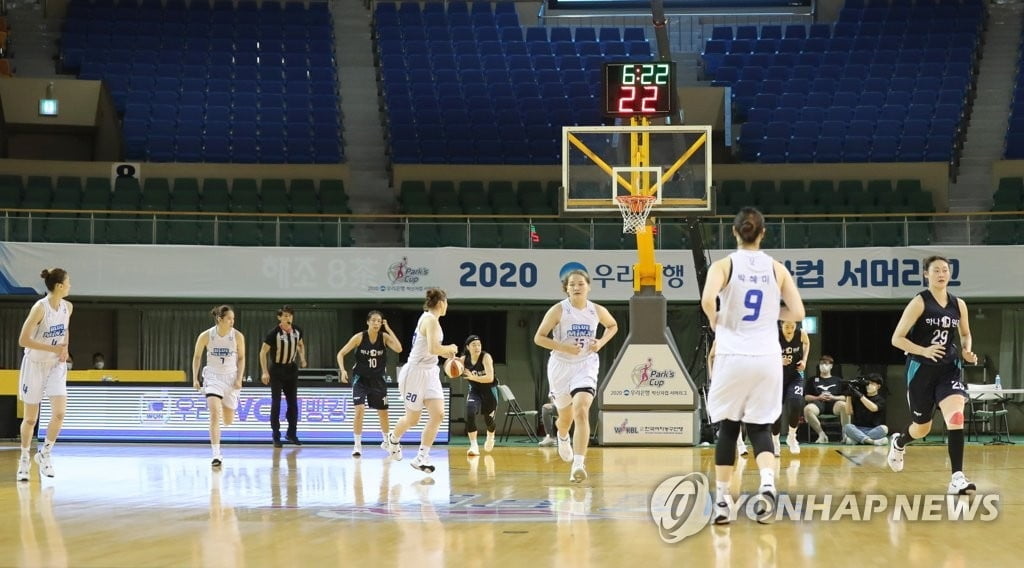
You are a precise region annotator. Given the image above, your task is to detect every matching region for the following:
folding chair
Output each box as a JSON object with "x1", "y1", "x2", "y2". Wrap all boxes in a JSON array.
[
  {"x1": 497, "y1": 384, "x2": 539, "y2": 442},
  {"x1": 967, "y1": 384, "x2": 1012, "y2": 445}
]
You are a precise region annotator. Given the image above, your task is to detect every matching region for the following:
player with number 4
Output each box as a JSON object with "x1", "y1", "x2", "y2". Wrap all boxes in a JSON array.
[
  {"x1": 385, "y1": 289, "x2": 458, "y2": 473},
  {"x1": 701, "y1": 208, "x2": 805, "y2": 525},
  {"x1": 534, "y1": 269, "x2": 619, "y2": 483},
  {"x1": 888, "y1": 255, "x2": 979, "y2": 495}
]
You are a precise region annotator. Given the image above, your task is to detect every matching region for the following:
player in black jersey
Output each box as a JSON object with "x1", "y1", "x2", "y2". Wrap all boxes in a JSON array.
[
  {"x1": 336, "y1": 311, "x2": 403, "y2": 457},
  {"x1": 774, "y1": 320, "x2": 808, "y2": 456},
  {"x1": 888, "y1": 255, "x2": 979, "y2": 495},
  {"x1": 460, "y1": 335, "x2": 498, "y2": 456}
]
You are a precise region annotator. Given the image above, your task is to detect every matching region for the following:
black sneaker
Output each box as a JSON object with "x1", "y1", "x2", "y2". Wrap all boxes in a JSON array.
[
  {"x1": 286, "y1": 434, "x2": 302, "y2": 446},
  {"x1": 273, "y1": 438, "x2": 283, "y2": 448}
]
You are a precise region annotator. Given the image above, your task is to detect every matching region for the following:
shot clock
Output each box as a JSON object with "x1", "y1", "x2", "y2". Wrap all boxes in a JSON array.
[{"x1": 602, "y1": 61, "x2": 676, "y2": 118}]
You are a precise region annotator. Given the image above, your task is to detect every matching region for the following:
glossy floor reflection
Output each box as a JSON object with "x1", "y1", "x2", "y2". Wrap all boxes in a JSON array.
[{"x1": 0, "y1": 441, "x2": 1021, "y2": 567}]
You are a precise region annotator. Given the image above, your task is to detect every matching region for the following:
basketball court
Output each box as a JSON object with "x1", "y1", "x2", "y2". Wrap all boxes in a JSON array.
[{"x1": 1, "y1": 442, "x2": 1021, "y2": 567}]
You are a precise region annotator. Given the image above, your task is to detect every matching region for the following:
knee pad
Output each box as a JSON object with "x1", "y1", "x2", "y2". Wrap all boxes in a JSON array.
[
  {"x1": 484, "y1": 414, "x2": 496, "y2": 432},
  {"x1": 715, "y1": 420, "x2": 742, "y2": 466},
  {"x1": 746, "y1": 423, "x2": 774, "y2": 456}
]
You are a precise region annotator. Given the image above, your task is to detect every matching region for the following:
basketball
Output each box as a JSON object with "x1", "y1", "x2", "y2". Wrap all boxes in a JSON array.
[{"x1": 445, "y1": 357, "x2": 465, "y2": 378}]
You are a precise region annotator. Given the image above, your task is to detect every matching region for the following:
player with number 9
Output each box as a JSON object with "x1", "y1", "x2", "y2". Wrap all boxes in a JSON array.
[
  {"x1": 336, "y1": 310, "x2": 403, "y2": 457},
  {"x1": 700, "y1": 207, "x2": 805, "y2": 525}
]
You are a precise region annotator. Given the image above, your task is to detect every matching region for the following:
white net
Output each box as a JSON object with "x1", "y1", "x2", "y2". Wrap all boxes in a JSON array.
[{"x1": 615, "y1": 196, "x2": 655, "y2": 234}]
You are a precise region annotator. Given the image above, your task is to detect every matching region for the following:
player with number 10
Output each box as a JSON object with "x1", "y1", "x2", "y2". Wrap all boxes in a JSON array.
[{"x1": 700, "y1": 208, "x2": 805, "y2": 525}]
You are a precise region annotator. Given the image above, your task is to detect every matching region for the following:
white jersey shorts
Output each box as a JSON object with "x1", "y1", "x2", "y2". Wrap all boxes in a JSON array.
[
  {"x1": 547, "y1": 355, "x2": 599, "y2": 409},
  {"x1": 202, "y1": 366, "x2": 240, "y2": 410},
  {"x1": 397, "y1": 364, "x2": 443, "y2": 412},
  {"x1": 707, "y1": 353, "x2": 783, "y2": 424},
  {"x1": 19, "y1": 356, "x2": 68, "y2": 404}
]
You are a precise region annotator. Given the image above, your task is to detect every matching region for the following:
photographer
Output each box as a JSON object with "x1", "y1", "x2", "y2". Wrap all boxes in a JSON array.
[
  {"x1": 842, "y1": 373, "x2": 888, "y2": 445},
  {"x1": 803, "y1": 355, "x2": 850, "y2": 444}
]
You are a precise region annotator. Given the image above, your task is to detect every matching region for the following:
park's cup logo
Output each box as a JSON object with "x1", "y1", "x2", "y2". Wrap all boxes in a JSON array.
[{"x1": 649, "y1": 472, "x2": 712, "y2": 543}]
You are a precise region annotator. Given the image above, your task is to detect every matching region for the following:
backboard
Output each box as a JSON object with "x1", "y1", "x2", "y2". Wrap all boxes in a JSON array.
[{"x1": 561, "y1": 124, "x2": 713, "y2": 215}]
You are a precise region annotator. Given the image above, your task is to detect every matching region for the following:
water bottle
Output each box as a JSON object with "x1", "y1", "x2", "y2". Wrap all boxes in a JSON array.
[{"x1": 994, "y1": 374, "x2": 1003, "y2": 390}]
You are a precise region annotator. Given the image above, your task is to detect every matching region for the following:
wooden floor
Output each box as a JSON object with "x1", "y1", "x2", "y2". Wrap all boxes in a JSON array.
[{"x1": 1, "y1": 440, "x2": 1021, "y2": 567}]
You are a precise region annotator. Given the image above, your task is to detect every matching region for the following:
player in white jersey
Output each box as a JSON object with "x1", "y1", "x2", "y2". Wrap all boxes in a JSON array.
[
  {"x1": 534, "y1": 269, "x2": 618, "y2": 483},
  {"x1": 192, "y1": 305, "x2": 246, "y2": 467},
  {"x1": 385, "y1": 288, "x2": 458, "y2": 473},
  {"x1": 16, "y1": 268, "x2": 73, "y2": 481},
  {"x1": 701, "y1": 208, "x2": 805, "y2": 524}
]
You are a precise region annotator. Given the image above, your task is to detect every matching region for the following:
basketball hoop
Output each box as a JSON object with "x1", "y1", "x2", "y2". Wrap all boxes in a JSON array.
[{"x1": 615, "y1": 195, "x2": 656, "y2": 234}]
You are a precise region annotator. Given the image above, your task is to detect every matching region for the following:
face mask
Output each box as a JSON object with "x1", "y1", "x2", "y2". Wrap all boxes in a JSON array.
[
  {"x1": 95, "y1": 362, "x2": 105, "y2": 370},
  {"x1": 819, "y1": 363, "x2": 832, "y2": 373},
  {"x1": 66, "y1": 362, "x2": 73, "y2": 370}
]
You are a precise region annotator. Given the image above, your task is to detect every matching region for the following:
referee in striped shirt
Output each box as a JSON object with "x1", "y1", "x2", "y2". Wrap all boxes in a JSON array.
[{"x1": 260, "y1": 305, "x2": 307, "y2": 447}]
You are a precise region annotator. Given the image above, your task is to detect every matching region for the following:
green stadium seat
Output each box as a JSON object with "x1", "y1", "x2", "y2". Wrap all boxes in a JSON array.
[
  {"x1": 561, "y1": 223, "x2": 591, "y2": 249},
  {"x1": 158, "y1": 219, "x2": 199, "y2": 245},
  {"x1": 290, "y1": 182, "x2": 320, "y2": 214},
  {"x1": 287, "y1": 222, "x2": 323, "y2": 247},
  {"x1": 22, "y1": 176, "x2": 53, "y2": 209},
  {"x1": 428, "y1": 180, "x2": 457, "y2": 208},
  {"x1": 656, "y1": 220, "x2": 688, "y2": 249},
  {"x1": 0, "y1": 175, "x2": 21, "y2": 208},
  {"x1": 44, "y1": 217, "x2": 88, "y2": 243},
  {"x1": 52, "y1": 178, "x2": 82, "y2": 211},
  {"x1": 844, "y1": 224, "x2": 872, "y2": 247},
  {"x1": 458, "y1": 181, "x2": 488, "y2": 209},
  {"x1": 872, "y1": 223, "x2": 904, "y2": 246},
  {"x1": 500, "y1": 223, "x2": 530, "y2": 247},
  {"x1": 201, "y1": 178, "x2": 230, "y2": 212},
  {"x1": 532, "y1": 223, "x2": 561, "y2": 249},
  {"x1": 99, "y1": 216, "x2": 142, "y2": 244},
  {"x1": 470, "y1": 222, "x2": 502, "y2": 247},
  {"x1": 984, "y1": 222, "x2": 1018, "y2": 245},
  {"x1": 783, "y1": 223, "x2": 807, "y2": 248},
  {"x1": 110, "y1": 177, "x2": 141, "y2": 211},
  {"x1": 231, "y1": 179, "x2": 261, "y2": 213},
  {"x1": 408, "y1": 223, "x2": 440, "y2": 247},
  {"x1": 906, "y1": 222, "x2": 932, "y2": 245},
  {"x1": 261, "y1": 179, "x2": 290, "y2": 214},
  {"x1": 593, "y1": 222, "x2": 622, "y2": 249},
  {"x1": 320, "y1": 179, "x2": 349, "y2": 214},
  {"x1": 518, "y1": 181, "x2": 546, "y2": 207},
  {"x1": 807, "y1": 222, "x2": 841, "y2": 248},
  {"x1": 438, "y1": 222, "x2": 469, "y2": 247},
  {"x1": 169, "y1": 179, "x2": 200, "y2": 212},
  {"x1": 488, "y1": 181, "x2": 517, "y2": 209},
  {"x1": 141, "y1": 178, "x2": 171, "y2": 211}
]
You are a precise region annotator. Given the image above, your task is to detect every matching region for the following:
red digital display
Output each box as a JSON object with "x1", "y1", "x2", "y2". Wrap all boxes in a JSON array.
[{"x1": 602, "y1": 62, "x2": 676, "y2": 118}]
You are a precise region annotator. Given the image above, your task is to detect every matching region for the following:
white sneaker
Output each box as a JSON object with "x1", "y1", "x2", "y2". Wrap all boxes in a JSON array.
[
  {"x1": 787, "y1": 435, "x2": 801, "y2": 455},
  {"x1": 772, "y1": 434, "x2": 781, "y2": 457},
  {"x1": 34, "y1": 452, "x2": 54, "y2": 478},
  {"x1": 410, "y1": 454, "x2": 435, "y2": 473},
  {"x1": 815, "y1": 433, "x2": 829, "y2": 444},
  {"x1": 380, "y1": 440, "x2": 390, "y2": 451},
  {"x1": 948, "y1": 471, "x2": 977, "y2": 495},
  {"x1": 736, "y1": 439, "x2": 749, "y2": 458},
  {"x1": 16, "y1": 454, "x2": 30, "y2": 482},
  {"x1": 557, "y1": 435, "x2": 574, "y2": 463},
  {"x1": 211, "y1": 455, "x2": 223, "y2": 467},
  {"x1": 352, "y1": 443, "x2": 362, "y2": 458},
  {"x1": 570, "y1": 464, "x2": 588, "y2": 483},
  {"x1": 872, "y1": 437, "x2": 889, "y2": 446},
  {"x1": 387, "y1": 434, "x2": 403, "y2": 461},
  {"x1": 467, "y1": 444, "x2": 480, "y2": 456},
  {"x1": 484, "y1": 433, "x2": 495, "y2": 452},
  {"x1": 887, "y1": 434, "x2": 905, "y2": 472},
  {"x1": 538, "y1": 435, "x2": 556, "y2": 447},
  {"x1": 755, "y1": 483, "x2": 777, "y2": 524},
  {"x1": 713, "y1": 499, "x2": 731, "y2": 525}
]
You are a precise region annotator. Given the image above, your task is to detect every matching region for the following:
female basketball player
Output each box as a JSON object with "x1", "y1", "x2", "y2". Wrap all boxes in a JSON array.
[
  {"x1": 192, "y1": 305, "x2": 246, "y2": 467},
  {"x1": 534, "y1": 269, "x2": 619, "y2": 483},
  {"x1": 16, "y1": 268, "x2": 73, "y2": 481},
  {"x1": 337, "y1": 310, "x2": 403, "y2": 457},
  {"x1": 775, "y1": 320, "x2": 809, "y2": 455},
  {"x1": 385, "y1": 289, "x2": 458, "y2": 473},
  {"x1": 460, "y1": 334, "x2": 497, "y2": 456},
  {"x1": 701, "y1": 208, "x2": 805, "y2": 524},
  {"x1": 888, "y1": 255, "x2": 978, "y2": 495}
]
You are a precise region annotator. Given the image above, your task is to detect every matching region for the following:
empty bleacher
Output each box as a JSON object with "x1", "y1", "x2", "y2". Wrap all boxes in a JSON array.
[{"x1": 61, "y1": 0, "x2": 343, "y2": 164}]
